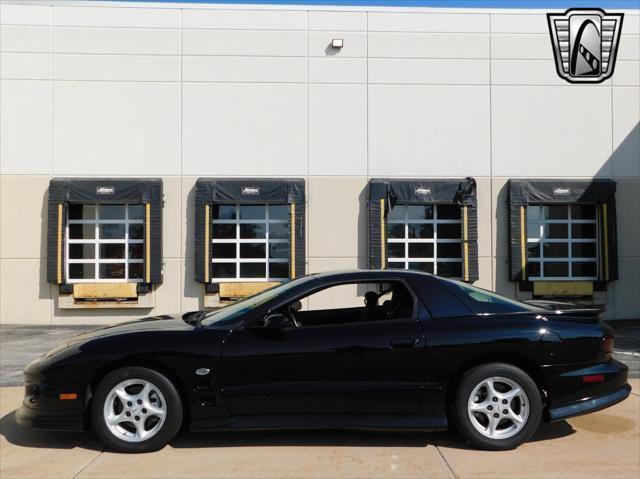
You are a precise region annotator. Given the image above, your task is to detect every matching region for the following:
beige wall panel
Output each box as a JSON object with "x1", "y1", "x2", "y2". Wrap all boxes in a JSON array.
[
  {"x1": 368, "y1": 33, "x2": 489, "y2": 59},
  {"x1": 53, "y1": 81, "x2": 180, "y2": 176},
  {"x1": 161, "y1": 176, "x2": 182, "y2": 260},
  {"x1": 0, "y1": 26, "x2": 50, "y2": 53},
  {"x1": 309, "y1": 31, "x2": 366, "y2": 57},
  {"x1": 181, "y1": 176, "x2": 201, "y2": 312},
  {"x1": 0, "y1": 52, "x2": 50, "y2": 80},
  {"x1": 151, "y1": 258, "x2": 182, "y2": 314},
  {"x1": 308, "y1": 84, "x2": 367, "y2": 176},
  {"x1": 53, "y1": 27, "x2": 180, "y2": 55},
  {"x1": 53, "y1": 6, "x2": 180, "y2": 29},
  {"x1": 615, "y1": 177, "x2": 640, "y2": 259},
  {"x1": 490, "y1": 13, "x2": 547, "y2": 34},
  {"x1": 475, "y1": 256, "x2": 493, "y2": 291},
  {"x1": 369, "y1": 85, "x2": 490, "y2": 177},
  {"x1": 491, "y1": 34, "x2": 552, "y2": 60},
  {"x1": 612, "y1": 87, "x2": 640, "y2": 178},
  {"x1": 491, "y1": 177, "x2": 510, "y2": 259},
  {"x1": 182, "y1": 261, "x2": 202, "y2": 313},
  {"x1": 490, "y1": 59, "x2": 604, "y2": 86},
  {"x1": 0, "y1": 80, "x2": 51, "y2": 175},
  {"x1": 611, "y1": 257, "x2": 640, "y2": 320},
  {"x1": 0, "y1": 176, "x2": 49, "y2": 260},
  {"x1": 308, "y1": 57, "x2": 366, "y2": 83},
  {"x1": 0, "y1": 259, "x2": 51, "y2": 324},
  {"x1": 369, "y1": 58, "x2": 489, "y2": 84},
  {"x1": 52, "y1": 303, "x2": 151, "y2": 325},
  {"x1": 182, "y1": 9, "x2": 306, "y2": 30},
  {"x1": 308, "y1": 257, "x2": 358, "y2": 274},
  {"x1": 0, "y1": 4, "x2": 50, "y2": 26},
  {"x1": 613, "y1": 61, "x2": 640, "y2": 86},
  {"x1": 182, "y1": 83, "x2": 307, "y2": 176},
  {"x1": 53, "y1": 54, "x2": 180, "y2": 82},
  {"x1": 182, "y1": 56, "x2": 306, "y2": 83},
  {"x1": 621, "y1": 14, "x2": 639, "y2": 35},
  {"x1": 368, "y1": 12, "x2": 489, "y2": 33},
  {"x1": 618, "y1": 35, "x2": 640, "y2": 61},
  {"x1": 475, "y1": 177, "x2": 492, "y2": 259},
  {"x1": 494, "y1": 256, "x2": 517, "y2": 298},
  {"x1": 308, "y1": 11, "x2": 366, "y2": 31},
  {"x1": 491, "y1": 86, "x2": 612, "y2": 178},
  {"x1": 308, "y1": 177, "x2": 367, "y2": 258},
  {"x1": 182, "y1": 30, "x2": 306, "y2": 56}
]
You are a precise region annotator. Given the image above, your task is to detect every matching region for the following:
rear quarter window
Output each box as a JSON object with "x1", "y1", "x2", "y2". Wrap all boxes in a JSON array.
[
  {"x1": 409, "y1": 278, "x2": 473, "y2": 318},
  {"x1": 439, "y1": 278, "x2": 542, "y2": 315}
]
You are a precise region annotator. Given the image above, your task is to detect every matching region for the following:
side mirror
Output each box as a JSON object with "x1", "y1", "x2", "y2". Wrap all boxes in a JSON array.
[
  {"x1": 263, "y1": 313, "x2": 290, "y2": 329},
  {"x1": 290, "y1": 300, "x2": 302, "y2": 312}
]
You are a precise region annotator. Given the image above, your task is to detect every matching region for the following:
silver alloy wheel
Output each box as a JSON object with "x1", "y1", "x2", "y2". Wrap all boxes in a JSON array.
[
  {"x1": 103, "y1": 378, "x2": 167, "y2": 443},
  {"x1": 467, "y1": 376, "x2": 530, "y2": 440}
]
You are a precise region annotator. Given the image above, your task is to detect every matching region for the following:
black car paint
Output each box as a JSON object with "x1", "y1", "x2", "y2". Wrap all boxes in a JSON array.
[{"x1": 17, "y1": 270, "x2": 630, "y2": 433}]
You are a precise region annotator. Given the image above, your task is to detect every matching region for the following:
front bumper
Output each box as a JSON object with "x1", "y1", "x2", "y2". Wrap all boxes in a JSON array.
[
  {"x1": 547, "y1": 383, "x2": 632, "y2": 421},
  {"x1": 16, "y1": 404, "x2": 85, "y2": 431}
]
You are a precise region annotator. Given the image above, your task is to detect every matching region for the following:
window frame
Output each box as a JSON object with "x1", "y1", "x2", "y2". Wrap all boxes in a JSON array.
[
  {"x1": 526, "y1": 204, "x2": 599, "y2": 281},
  {"x1": 65, "y1": 203, "x2": 145, "y2": 284},
  {"x1": 386, "y1": 203, "x2": 463, "y2": 278},
  {"x1": 210, "y1": 203, "x2": 290, "y2": 283},
  {"x1": 265, "y1": 277, "x2": 420, "y2": 327}
]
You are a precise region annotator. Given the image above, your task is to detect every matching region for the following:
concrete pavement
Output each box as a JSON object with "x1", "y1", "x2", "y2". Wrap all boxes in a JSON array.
[{"x1": 1, "y1": 381, "x2": 638, "y2": 479}]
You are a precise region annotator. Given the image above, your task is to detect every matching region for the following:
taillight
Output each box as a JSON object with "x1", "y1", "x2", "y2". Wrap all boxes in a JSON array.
[{"x1": 582, "y1": 374, "x2": 605, "y2": 383}]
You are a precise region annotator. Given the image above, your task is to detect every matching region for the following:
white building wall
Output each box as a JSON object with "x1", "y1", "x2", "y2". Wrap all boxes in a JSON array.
[{"x1": 1, "y1": 1, "x2": 638, "y2": 324}]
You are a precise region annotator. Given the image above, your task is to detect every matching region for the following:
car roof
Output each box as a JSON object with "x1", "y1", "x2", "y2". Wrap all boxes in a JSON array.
[{"x1": 310, "y1": 269, "x2": 435, "y2": 283}]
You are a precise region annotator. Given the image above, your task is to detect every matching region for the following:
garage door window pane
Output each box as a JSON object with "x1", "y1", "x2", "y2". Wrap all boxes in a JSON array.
[
  {"x1": 66, "y1": 203, "x2": 145, "y2": 283},
  {"x1": 211, "y1": 203, "x2": 290, "y2": 281},
  {"x1": 100, "y1": 224, "x2": 125, "y2": 240},
  {"x1": 69, "y1": 244, "x2": 94, "y2": 260},
  {"x1": 68, "y1": 204, "x2": 95, "y2": 220},
  {"x1": 100, "y1": 244, "x2": 125, "y2": 259},
  {"x1": 99, "y1": 205, "x2": 126, "y2": 220},
  {"x1": 526, "y1": 204, "x2": 598, "y2": 280},
  {"x1": 69, "y1": 263, "x2": 95, "y2": 279},
  {"x1": 240, "y1": 224, "x2": 266, "y2": 239},
  {"x1": 386, "y1": 204, "x2": 462, "y2": 278},
  {"x1": 212, "y1": 224, "x2": 235, "y2": 239},
  {"x1": 240, "y1": 263, "x2": 266, "y2": 278},
  {"x1": 100, "y1": 263, "x2": 126, "y2": 280}
]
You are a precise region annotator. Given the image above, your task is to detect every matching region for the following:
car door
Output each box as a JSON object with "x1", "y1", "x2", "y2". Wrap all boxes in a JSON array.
[{"x1": 218, "y1": 279, "x2": 427, "y2": 417}]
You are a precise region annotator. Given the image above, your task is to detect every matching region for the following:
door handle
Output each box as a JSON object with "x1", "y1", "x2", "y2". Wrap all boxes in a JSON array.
[{"x1": 390, "y1": 338, "x2": 418, "y2": 349}]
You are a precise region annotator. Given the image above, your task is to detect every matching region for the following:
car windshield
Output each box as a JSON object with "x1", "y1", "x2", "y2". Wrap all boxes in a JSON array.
[
  {"x1": 202, "y1": 276, "x2": 316, "y2": 326},
  {"x1": 438, "y1": 277, "x2": 544, "y2": 315}
]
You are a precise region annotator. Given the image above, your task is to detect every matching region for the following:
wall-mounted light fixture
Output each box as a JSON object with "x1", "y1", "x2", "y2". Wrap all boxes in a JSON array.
[{"x1": 331, "y1": 38, "x2": 344, "y2": 49}]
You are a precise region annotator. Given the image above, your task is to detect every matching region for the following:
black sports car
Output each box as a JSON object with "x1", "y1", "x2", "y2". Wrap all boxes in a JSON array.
[{"x1": 17, "y1": 270, "x2": 630, "y2": 453}]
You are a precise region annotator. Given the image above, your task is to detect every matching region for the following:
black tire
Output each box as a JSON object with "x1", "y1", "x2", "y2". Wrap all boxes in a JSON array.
[
  {"x1": 91, "y1": 367, "x2": 183, "y2": 453},
  {"x1": 453, "y1": 363, "x2": 542, "y2": 451}
]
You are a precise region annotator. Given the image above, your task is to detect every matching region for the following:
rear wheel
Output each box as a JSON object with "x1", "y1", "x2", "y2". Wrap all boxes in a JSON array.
[
  {"x1": 92, "y1": 367, "x2": 182, "y2": 453},
  {"x1": 453, "y1": 363, "x2": 542, "y2": 450}
]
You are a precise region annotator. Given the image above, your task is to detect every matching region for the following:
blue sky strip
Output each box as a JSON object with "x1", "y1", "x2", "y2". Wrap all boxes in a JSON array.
[{"x1": 104, "y1": 1, "x2": 640, "y2": 9}]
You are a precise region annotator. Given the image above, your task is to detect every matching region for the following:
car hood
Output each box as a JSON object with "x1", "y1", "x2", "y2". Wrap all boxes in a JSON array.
[{"x1": 45, "y1": 314, "x2": 196, "y2": 356}]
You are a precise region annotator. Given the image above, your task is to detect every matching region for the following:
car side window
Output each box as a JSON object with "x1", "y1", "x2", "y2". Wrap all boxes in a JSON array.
[{"x1": 283, "y1": 280, "x2": 415, "y2": 328}]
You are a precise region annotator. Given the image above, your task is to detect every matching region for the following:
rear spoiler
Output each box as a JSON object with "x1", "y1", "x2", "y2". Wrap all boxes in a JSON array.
[{"x1": 524, "y1": 299, "x2": 605, "y2": 314}]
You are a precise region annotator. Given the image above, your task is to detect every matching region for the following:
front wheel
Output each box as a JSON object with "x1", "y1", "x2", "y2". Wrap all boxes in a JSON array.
[
  {"x1": 453, "y1": 363, "x2": 542, "y2": 450},
  {"x1": 92, "y1": 367, "x2": 183, "y2": 453}
]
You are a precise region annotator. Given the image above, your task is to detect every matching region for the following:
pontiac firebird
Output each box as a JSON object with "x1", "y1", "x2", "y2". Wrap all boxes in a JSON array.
[{"x1": 17, "y1": 270, "x2": 630, "y2": 453}]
